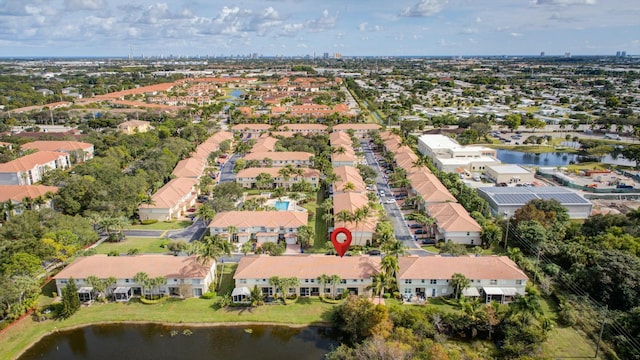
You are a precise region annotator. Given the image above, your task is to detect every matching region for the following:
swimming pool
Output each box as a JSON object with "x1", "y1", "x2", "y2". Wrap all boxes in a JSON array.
[{"x1": 274, "y1": 201, "x2": 290, "y2": 211}]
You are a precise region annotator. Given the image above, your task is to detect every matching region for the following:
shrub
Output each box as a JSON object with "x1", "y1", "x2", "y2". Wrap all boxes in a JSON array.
[
  {"x1": 141, "y1": 219, "x2": 158, "y2": 225},
  {"x1": 107, "y1": 250, "x2": 120, "y2": 256},
  {"x1": 201, "y1": 291, "x2": 216, "y2": 299},
  {"x1": 140, "y1": 296, "x2": 168, "y2": 305}
]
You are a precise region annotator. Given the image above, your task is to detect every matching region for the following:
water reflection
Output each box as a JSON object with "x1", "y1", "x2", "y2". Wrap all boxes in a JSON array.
[{"x1": 19, "y1": 324, "x2": 335, "y2": 360}]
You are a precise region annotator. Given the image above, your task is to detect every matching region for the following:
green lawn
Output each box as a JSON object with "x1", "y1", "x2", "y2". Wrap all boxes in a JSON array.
[
  {"x1": 0, "y1": 296, "x2": 335, "y2": 360},
  {"x1": 94, "y1": 237, "x2": 168, "y2": 255},
  {"x1": 217, "y1": 263, "x2": 237, "y2": 295},
  {"x1": 311, "y1": 190, "x2": 329, "y2": 251},
  {"x1": 126, "y1": 221, "x2": 192, "y2": 230}
]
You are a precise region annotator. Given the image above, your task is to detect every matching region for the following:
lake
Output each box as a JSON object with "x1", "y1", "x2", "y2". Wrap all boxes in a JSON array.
[
  {"x1": 18, "y1": 324, "x2": 336, "y2": 360},
  {"x1": 496, "y1": 149, "x2": 636, "y2": 167}
]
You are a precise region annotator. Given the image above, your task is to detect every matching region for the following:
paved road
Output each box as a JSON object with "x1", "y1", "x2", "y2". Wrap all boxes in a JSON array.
[
  {"x1": 165, "y1": 219, "x2": 208, "y2": 242},
  {"x1": 123, "y1": 229, "x2": 164, "y2": 237},
  {"x1": 361, "y1": 140, "x2": 426, "y2": 255},
  {"x1": 218, "y1": 153, "x2": 240, "y2": 183}
]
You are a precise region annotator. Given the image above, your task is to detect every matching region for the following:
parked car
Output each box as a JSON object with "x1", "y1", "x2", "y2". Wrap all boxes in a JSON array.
[
  {"x1": 187, "y1": 208, "x2": 197, "y2": 212},
  {"x1": 384, "y1": 198, "x2": 395, "y2": 204},
  {"x1": 421, "y1": 239, "x2": 436, "y2": 244},
  {"x1": 408, "y1": 223, "x2": 423, "y2": 229},
  {"x1": 414, "y1": 229, "x2": 426, "y2": 235},
  {"x1": 367, "y1": 249, "x2": 381, "y2": 256},
  {"x1": 497, "y1": 182, "x2": 508, "y2": 187}
]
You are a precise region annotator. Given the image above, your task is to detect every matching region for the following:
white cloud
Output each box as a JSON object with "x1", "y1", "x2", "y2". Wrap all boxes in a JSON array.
[
  {"x1": 306, "y1": 9, "x2": 338, "y2": 32},
  {"x1": 510, "y1": 32, "x2": 523, "y2": 37},
  {"x1": 279, "y1": 23, "x2": 303, "y2": 37},
  {"x1": 401, "y1": 0, "x2": 448, "y2": 17},
  {"x1": 460, "y1": 28, "x2": 477, "y2": 34},
  {"x1": 533, "y1": 0, "x2": 596, "y2": 5},
  {"x1": 359, "y1": 22, "x2": 384, "y2": 32},
  {"x1": 64, "y1": 0, "x2": 104, "y2": 11}
]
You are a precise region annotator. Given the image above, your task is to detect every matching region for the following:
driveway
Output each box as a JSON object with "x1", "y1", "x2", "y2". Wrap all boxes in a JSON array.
[
  {"x1": 361, "y1": 140, "x2": 427, "y2": 255},
  {"x1": 218, "y1": 153, "x2": 240, "y2": 183},
  {"x1": 165, "y1": 219, "x2": 208, "y2": 242}
]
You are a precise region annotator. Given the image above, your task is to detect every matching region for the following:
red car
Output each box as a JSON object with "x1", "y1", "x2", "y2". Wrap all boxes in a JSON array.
[{"x1": 187, "y1": 208, "x2": 196, "y2": 212}]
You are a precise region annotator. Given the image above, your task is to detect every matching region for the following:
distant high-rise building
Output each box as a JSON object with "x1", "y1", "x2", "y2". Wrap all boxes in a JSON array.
[
  {"x1": 323, "y1": 52, "x2": 329, "y2": 59},
  {"x1": 564, "y1": 52, "x2": 571, "y2": 58},
  {"x1": 616, "y1": 51, "x2": 621, "y2": 57},
  {"x1": 540, "y1": 51, "x2": 545, "y2": 57},
  {"x1": 333, "y1": 53, "x2": 342, "y2": 59},
  {"x1": 621, "y1": 51, "x2": 627, "y2": 57}
]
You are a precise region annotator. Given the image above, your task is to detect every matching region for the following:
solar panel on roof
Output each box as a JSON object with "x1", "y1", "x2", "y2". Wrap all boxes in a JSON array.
[
  {"x1": 537, "y1": 193, "x2": 590, "y2": 204},
  {"x1": 493, "y1": 193, "x2": 538, "y2": 204}
]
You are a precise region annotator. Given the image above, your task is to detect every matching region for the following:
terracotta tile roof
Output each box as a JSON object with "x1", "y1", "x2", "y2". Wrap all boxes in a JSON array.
[
  {"x1": 398, "y1": 256, "x2": 528, "y2": 281},
  {"x1": 172, "y1": 157, "x2": 207, "y2": 178},
  {"x1": 142, "y1": 177, "x2": 198, "y2": 209},
  {"x1": 0, "y1": 185, "x2": 59, "y2": 202},
  {"x1": 332, "y1": 150, "x2": 358, "y2": 163},
  {"x1": 427, "y1": 202, "x2": 482, "y2": 232},
  {"x1": 231, "y1": 124, "x2": 271, "y2": 131},
  {"x1": 234, "y1": 255, "x2": 381, "y2": 280},
  {"x1": 236, "y1": 167, "x2": 319, "y2": 179},
  {"x1": 250, "y1": 136, "x2": 278, "y2": 153},
  {"x1": 209, "y1": 211, "x2": 308, "y2": 229},
  {"x1": 333, "y1": 166, "x2": 366, "y2": 192},
  {"x1": 333, "y1": 124, "x2": 381, "y2": 131},
  {"x1": 21, "y1": 140, "x2": 93, "y2": 153},
  {"x1": 333, "y1": 192, "x2": 369, "y2": 214},
  {"x1": 408, "y1": 171, "x2": 456, "y2": 203},
  {"x1": 118, "y1": 120, "x2": 150, "y2": 128},
  {"x1": 329, "y1": 131, "x2": 352, "y2": 146},
  {"x1": 0, "y1": 151, "x2": 68, "y2": 172},
  {"x1": 244, "y1": 151, "x2": 313, "y2": 162},
  {"x1": 54, "y1": 255, "x2": 212, "y2": 280},
  {"x1": 277, "y1": 124, "x2": 327, "y2": 131}
]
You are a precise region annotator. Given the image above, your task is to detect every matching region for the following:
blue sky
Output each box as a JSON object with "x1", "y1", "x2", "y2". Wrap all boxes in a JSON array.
[{"x1": 1, "y1": 0, "x2": 638, "y2": 57}]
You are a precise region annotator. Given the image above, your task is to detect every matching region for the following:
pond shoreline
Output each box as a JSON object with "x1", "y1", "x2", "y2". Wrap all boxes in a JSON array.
[{"x1": 14, "y1": 319, "x2": 332, "y2": 360}]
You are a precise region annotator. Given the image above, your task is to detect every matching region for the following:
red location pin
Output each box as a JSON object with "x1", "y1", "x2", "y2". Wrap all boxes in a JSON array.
[{"x1": 330, "y1": 227, "x2": 352, "y2": 257}]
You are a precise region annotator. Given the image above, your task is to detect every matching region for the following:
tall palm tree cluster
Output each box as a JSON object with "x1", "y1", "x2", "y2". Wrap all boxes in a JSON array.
[
  {"x1": 133, "y1": 272, "x2": 167, "y2": 300},
  {"x1": 193, "y1": 235, "x2": 233, "y2": 292}
]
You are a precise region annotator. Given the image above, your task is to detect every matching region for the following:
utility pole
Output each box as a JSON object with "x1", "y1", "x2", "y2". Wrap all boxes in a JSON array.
[
  {"x1": 595, "y1": 307, "x2": 607, "y2": 358},
  {"x1": 503, "y1": 211, "x2": 510, "y2": 251}
]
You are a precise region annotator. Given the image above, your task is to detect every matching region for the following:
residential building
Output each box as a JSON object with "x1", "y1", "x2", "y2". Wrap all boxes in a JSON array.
[
  {"x1": 397, "y1": 255, "x2": 528, "y2": 303},
  {"x1": 172, "y1": 157, "x2": 207, "y2": 179},
  {"x1": 477, "y1": 186, "x2": 593, "y2": 219},
  {"x1": 0, "y1": 184, "x2": 59, "y2": 213},
  {"x1": 407, "y1": 170, "x2": 457, "y2": 208},
  {"x1": 209, "y1": 211, "x2": 308, "y2": 244},
  {"x1": 332, "y1": 124, "x2": 381, "y2": 138},
  {"x1": 117, "y1": 120, "x2": 151, "y2": 134},
  {"x1": 333, "y1": 192, "x2": 376, "y2": 246},
  {"x1": 233, "y1": 255, "x2": 380, "y2": 299},
  {"x1": 54, "y1": 255, "x2": 215, "y2": 299},
  {"x1": 277, "y1": 124, "x2": 328, "y2": 135},
  {"x1": 331, "y1": 148, "x2": 359, "y2": 167},
  {"x1": 250, "y1": 136, "x2": 278, "y2": 153},
  {"x1": 243, "y1": 152, "x2": 314, "y2": 167},
  {"x1": 138, "y1": 178, "x2": 199, "y2": 221},
  {"x1": 426, "y1": 202, "x2": 482, "y2": 245},
  {"x1": 20, "y1": 140, "x2": 94, "y2": 163},
  {"x1": 0, "y1": 151, "x2": 70, "y2": 185},
  {"x1": 332, "y1": 166, "x2": 366, "y2": 194},
  {"x1": 235, "y1": 167, "x2": 320, "y2": 189},
  {"x1": 231, "y1": 123, "x2": 271, "y2": 137}
]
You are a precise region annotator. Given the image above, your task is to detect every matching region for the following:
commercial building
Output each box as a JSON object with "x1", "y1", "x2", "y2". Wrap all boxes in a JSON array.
[
  {"x1": 477, "y1": 186, "x2": 593, "y2": 219},
  {"x1": 484, "y1": 164, "x2": 535, "y2": 185}
]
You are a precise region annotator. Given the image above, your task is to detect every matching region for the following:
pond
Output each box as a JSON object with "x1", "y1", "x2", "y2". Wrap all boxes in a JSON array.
[
  {"x1": 228, "y1": 89, "x2": 245, "y2": 101},
  {"x1": 18, "y1": 324, "x2": 336, "y2": 360},
  {"x1": 495, "y1": 149, "x2": 636, "y2": 167}
]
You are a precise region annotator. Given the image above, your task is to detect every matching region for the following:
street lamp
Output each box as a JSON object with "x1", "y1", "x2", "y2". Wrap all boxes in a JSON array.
[{"x1": 503, "y1": 210, "x2": 510, "y2": 251}]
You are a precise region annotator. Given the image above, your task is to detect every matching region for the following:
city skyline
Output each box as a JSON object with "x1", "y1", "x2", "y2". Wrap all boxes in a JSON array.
[{"x1": 1, "y1": 0, "x2": 639, "y2": 57}]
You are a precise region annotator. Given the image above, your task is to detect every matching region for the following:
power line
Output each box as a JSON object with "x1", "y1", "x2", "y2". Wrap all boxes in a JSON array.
[{"x1": 506, "y1": 224, "x2": 640, "y2": 356}]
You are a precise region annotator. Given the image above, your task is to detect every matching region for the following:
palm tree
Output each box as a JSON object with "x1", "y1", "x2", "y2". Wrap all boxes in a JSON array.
[
  {"x1": 104, "y1": 276, "x2": 117, "y2": 300},
  {"x1": 382, "y1": 239, "x2": 406, "y2": 259},
  {"x1": 250, "y1": 285, "x2": 264, "y2": 306},
  {"x1": 269, "y1": 276, "x2": 285, "y2": 303},
  {"x1": 451, "y1": 273, "x2": 471, "y2": 300},
  {"x1": 317, "y1": 274, "x2": 330, "y2": 299},
  {"x1": 371, "y1": 272, "x2": 388, "y2": 301},
  {"x1": 86, "y1": 275, "x2": 106, "y2": 301},
  {"x1": 196, "y1": 235, "x2": 232, "y2": 291},
  {"x1": 152, "y1": 276, "x2": 167, "y2": 299},
  {"x1": 133, "y1": 272, "x2": 150, "y2": 298},
  {"x1": 283, "y1": 277, "x2": 300, "y2": 301},
  {"x1": 341, "y1": 181, "x2": 356, "y2": 192},
  {"x1": 335, "y1": 210, "x2": 353, "y2": 225},
  {"x1": 329, "y1": 274, "x2": 342, "y2": 300},
  {"x1": 196, "y1": 203, "x2": 215, "y2": 225},
  {"x1": 380, "y1": 255, "x2": 399, "y2": 289},
  {"x1": 353, "y1": 206, "x2": 370, "y2": 246}
]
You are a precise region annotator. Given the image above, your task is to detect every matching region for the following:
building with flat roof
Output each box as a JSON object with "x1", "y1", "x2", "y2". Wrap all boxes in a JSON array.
[
  {"x1": 417, "y1": 134, "x2": 500, "y2": 173},
  {"x1": 484, "y1": 164, "x2": 535, "y2": 185},
  {"x1": 477, "y1": 186, "x2": 593, "y2": 219}
]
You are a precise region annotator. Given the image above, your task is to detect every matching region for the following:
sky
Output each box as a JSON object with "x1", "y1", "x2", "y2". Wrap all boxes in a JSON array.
[{"x1": 1, "y1": 0, "x2": 639, "y2": 57}]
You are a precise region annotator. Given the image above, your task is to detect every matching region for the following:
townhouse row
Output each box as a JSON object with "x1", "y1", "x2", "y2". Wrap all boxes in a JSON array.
[
  {"x1": 53, "y1": 253, "x2": 527, "y2": 305},
  {"x1": 380, "y1": 131, "x2": 483, "y2": 245}
]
